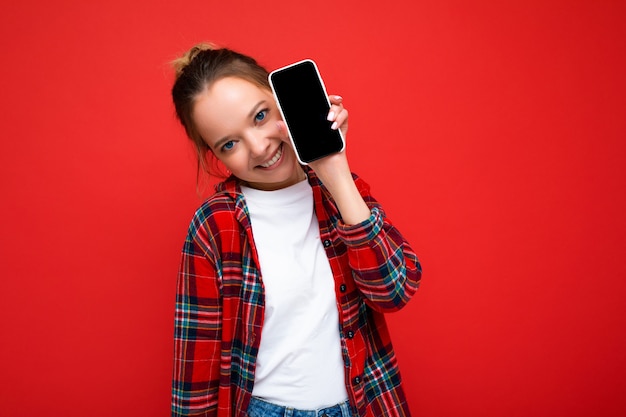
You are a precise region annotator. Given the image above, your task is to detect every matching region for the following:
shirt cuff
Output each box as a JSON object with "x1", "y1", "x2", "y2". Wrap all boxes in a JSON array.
[{"x1": 336, "y1": 207, "x2": 383, "y2": 247}]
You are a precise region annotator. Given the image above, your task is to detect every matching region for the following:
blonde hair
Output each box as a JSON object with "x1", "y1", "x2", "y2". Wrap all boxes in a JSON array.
[
  {"x1": 170, "y1": 43, "x2": 271, "y2": 183},
  {"x1": 170, "y1": 42, "x2": 218, "y2": 78}
]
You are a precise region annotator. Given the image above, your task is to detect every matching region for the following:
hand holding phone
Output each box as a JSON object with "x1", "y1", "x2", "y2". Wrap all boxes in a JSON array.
[{"x1": 269, "y1": 59, "x2": 345, "y2": 165}]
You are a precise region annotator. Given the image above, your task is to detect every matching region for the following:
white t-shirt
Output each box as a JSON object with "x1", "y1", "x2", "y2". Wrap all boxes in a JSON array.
[{"x1": 242, "y1": 179, "x2": 348, "y2": 409}]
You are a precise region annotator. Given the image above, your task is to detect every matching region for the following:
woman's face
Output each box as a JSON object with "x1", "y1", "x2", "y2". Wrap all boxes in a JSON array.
[{"x1": 192, "y1": 76, "x2": 303, "y2": 191}]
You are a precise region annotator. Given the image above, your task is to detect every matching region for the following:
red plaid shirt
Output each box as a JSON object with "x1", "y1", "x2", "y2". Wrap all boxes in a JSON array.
[{"x1": 172, "y1": 169, "x2": 422, "y2": 416}]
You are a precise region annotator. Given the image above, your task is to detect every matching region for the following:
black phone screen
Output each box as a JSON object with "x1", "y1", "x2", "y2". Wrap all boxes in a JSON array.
[{"x1": 269, "y1": 60, "x2": 344, "y2": 164}]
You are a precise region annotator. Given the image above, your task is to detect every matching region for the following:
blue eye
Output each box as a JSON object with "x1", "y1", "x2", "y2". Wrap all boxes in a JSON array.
[
  {"x1": 255, "y1": 109, "x2": 267, "y2": 122},
  {"x1": 222, "y1": 140, "x2": 235, "y2": 151}
]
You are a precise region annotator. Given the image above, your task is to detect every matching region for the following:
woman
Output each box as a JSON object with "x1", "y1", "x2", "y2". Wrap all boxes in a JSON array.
[{"x1": 170, "y1": 43, "x2": 422, "y2": 417}]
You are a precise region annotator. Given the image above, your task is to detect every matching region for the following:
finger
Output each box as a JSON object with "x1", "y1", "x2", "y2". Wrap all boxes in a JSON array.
[
  {"x1": 326, "y1": 95, "x2": 344, "y2": 121},
  {"x1": 276, "y1": 120, "x2": 288, "y2": 136},
  {"x1": 331, "y1": 108, "x2": 349, "y2": 131},
  {"x1": 328, "y1": 94, "x2": 343, "y2": 105},
  {"x1": 327, "y1": 103, "x2": 344, "y2": 122}
]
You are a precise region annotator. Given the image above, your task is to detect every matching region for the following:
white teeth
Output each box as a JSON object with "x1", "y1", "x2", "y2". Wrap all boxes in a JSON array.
[{"x1": 260, "y1": 145, "x2": 282, "y2": 168}]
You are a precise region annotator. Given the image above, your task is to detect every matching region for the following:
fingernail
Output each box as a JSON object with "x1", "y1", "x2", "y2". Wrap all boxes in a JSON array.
[
  {"x1": 331, "y1": 121, "x2": 338, "y2": 130},
  {"x1": 327, "y1": 111, "x2": 335, "y2": 121},
  {"x1": 335, "y1": 95, "x2": 343, "y2": 101}
]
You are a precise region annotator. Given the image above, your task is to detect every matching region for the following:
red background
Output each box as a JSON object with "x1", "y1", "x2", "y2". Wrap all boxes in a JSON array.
[{"x1": 1, "y1": 1, "x2": 625, "y2": 416}]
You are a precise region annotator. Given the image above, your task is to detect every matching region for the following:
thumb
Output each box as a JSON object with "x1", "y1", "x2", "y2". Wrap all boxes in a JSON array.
[{"x1": 276, "y1": 120, "x2": 288, "y2": 136}]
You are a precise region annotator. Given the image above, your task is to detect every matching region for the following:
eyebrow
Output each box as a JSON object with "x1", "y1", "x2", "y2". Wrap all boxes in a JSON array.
[
  {"x1": 248, "y1": 100, "x2": 267, "y2": 119},
  {"x1": 212, "y1": 100, "x2": 268, "y2": 150}
]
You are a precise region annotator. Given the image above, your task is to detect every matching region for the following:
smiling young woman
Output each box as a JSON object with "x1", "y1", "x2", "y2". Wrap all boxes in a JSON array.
[
  {"x1": 191, "y1": 76, "x2": 304, "y2": 191},
  {"x1": 170, "y1": 43, "x2": 422, "y2": 417}
]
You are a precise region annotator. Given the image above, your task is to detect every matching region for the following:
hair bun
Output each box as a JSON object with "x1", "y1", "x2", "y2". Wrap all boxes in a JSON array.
[{"x1": 171, "y1": 42, "x2": 219, "y2": 78}]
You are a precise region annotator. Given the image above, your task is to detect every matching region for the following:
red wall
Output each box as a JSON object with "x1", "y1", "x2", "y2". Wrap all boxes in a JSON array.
[{"x1": 1, "y1": 1, "x2": 625, "y2": 416}]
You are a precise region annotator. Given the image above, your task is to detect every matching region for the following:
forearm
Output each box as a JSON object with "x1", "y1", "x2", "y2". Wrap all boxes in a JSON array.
[
  {"x1": 338, "y1": 202, "x2": 422, "y2": 312},
  {"x1": 350, "y1": 220, "x2": 421, "y2": 311},
  {"x1": 309, "y1": 149, "x2": 372, "y2": 225},
  {"x1": 320, "y1": 169, "x2": 371, "y2": 225}
]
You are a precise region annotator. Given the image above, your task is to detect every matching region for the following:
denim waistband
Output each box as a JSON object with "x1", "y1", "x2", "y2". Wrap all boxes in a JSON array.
[{"x1": 247, "y1": 396, "x2": 354, "y2": 417}]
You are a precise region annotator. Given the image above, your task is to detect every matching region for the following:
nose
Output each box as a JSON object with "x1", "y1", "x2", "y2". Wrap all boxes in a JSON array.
[{"x1": 245, "y1": 130, "x2": 270, "y2": 158}]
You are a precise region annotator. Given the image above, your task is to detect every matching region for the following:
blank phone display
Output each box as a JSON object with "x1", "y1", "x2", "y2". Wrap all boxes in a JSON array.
[{"x1": 270, "y1": 60, "x2": 344, "y2": 164}]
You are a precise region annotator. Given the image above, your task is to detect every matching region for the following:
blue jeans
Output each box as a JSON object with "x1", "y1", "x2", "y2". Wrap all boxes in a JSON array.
[{"x1": 246, "y1": 396, "x2": 355, "y2": 417}]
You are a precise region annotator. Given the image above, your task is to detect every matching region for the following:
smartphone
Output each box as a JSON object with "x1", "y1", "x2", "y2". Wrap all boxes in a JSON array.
[{"x1": 268, "y1": 59, "x2": 345, "y2": 165}]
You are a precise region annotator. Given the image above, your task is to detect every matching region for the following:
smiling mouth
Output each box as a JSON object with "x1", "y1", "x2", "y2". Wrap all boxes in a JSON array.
[{"x1": 259, "y1": 143, "x2": 283, "y2": 168}]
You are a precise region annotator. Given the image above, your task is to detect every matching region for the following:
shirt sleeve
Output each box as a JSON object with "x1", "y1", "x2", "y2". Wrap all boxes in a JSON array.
[
  {"x1": 336, "y1": 183, "x2": 422, "y2": 313},
  {"x1": 172, "y1": 216, "x2": 222, "y2": 416}
]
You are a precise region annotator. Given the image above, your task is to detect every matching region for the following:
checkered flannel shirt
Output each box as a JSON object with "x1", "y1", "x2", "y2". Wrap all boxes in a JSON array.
[{"x1": 172, "y1": 169, "x2": 422, "y2": 416}]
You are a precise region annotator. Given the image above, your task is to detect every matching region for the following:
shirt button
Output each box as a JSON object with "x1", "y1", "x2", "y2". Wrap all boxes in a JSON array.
[
  {"x1": 346, "y1": 330, "x2": 354, "y2": 339},
  {"x1": 323, "y1": 239, "x2": 332, "y2": 248},
  {"x1": 340, "y1": 284, "x2": 347, "y2": 292},
  {"x1": 353, "y1": 376, "x2": 361, "y2": 385}
]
